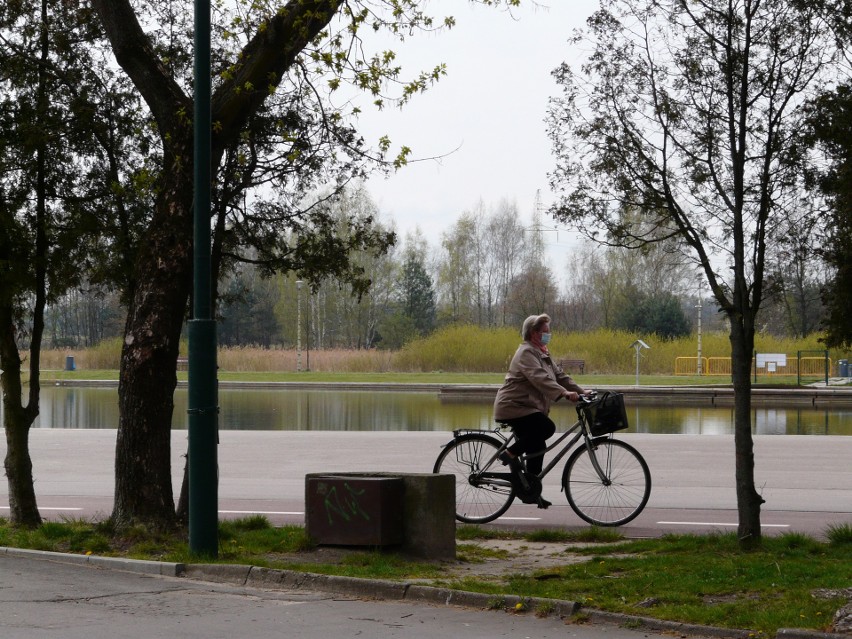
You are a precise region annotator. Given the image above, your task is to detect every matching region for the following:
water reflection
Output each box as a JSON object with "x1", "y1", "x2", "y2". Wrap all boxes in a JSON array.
[{"x1": 4, "y1": 386, "x2": 850, "y2": 435}]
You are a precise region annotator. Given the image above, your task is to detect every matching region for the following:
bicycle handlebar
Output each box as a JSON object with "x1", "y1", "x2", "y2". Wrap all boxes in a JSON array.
[{"x1": 577, "y1": 390, "x2": 598, "y2": 404}]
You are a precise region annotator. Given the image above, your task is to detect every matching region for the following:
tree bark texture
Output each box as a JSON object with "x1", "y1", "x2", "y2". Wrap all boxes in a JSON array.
[
  {"x1": 0, "y1": 307, "x2": 42, "y2": 528},
  {"x1": 112, "y1": 139, "x2": 194, "y2": 529},
  {"x1": 729, "y1": 316, "x2": 764, "y2": 548}
]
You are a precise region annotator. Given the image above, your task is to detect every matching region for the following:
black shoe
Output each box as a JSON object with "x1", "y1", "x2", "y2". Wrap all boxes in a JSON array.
[
  {"x1": 517, "y1": 491, "x2": 539, "y2": 504},
  {"x1": 537, "y1": 497, "x2": 552, "y2": 509}
]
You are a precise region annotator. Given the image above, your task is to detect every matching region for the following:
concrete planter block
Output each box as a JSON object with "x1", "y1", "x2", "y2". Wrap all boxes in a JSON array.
[{"x1": 305, "y1": 472, "x2": 455, "y2": 560}]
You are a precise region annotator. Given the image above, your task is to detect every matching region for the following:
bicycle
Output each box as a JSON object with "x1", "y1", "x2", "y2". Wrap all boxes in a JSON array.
[{"x1": 432, "y1": 391, "x2": 651, "y2": 526}]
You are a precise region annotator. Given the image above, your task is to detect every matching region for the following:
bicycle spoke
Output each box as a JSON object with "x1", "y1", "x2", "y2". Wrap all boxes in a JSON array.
[
  {"x1": 563, "y1": 439, "x2": 651, "y2": 527},
  {"x1": 434, "y1": 434, "x2": 515, "y2": 524}
]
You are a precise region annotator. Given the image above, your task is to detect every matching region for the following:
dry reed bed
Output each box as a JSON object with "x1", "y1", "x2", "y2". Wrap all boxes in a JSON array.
[{"x1": 33, "y1": 327, "x2": 840, "y2": 375}]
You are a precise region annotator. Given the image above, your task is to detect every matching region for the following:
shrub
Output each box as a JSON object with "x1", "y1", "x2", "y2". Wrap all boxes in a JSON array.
[
  {"x1": 826, "y1": 522, "x2": 852, "y2": 546},
  {"x1": 33, "y1": 328, "x2": 844, "y2": 376},
  {"x1": 393, "y1": 324, "x2": 519, "y2": 372}
]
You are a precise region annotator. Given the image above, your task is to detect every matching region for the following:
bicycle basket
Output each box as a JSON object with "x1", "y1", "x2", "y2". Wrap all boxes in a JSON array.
[{"x1": 580, "y1": 391, "x2": 628, "y2": 437}]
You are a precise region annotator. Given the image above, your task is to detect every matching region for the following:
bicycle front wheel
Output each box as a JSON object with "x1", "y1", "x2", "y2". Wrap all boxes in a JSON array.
[
  {"x1": 562, "y1": 438, "x2": 651, "y2": 527},
  {"x1": 433, "y1": 433, "x2": 515, "y2": 524}
]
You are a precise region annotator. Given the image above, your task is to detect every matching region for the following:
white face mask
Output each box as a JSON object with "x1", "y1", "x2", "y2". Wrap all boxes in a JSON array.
[{"x1": 540, "y1": 332, "x2": 552, "y2": 345}]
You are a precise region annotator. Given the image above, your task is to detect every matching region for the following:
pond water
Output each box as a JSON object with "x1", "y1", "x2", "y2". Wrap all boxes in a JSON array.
[{"x1": 5, "y1": 386, "x2": 850, "y2": 435}]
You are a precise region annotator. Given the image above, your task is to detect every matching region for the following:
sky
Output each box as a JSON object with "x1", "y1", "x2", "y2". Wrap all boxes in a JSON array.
[{"x1": 350, "y1": 0, "x2": 601, "y2": 269}]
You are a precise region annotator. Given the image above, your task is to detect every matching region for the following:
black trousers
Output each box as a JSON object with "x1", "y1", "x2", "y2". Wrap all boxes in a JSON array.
[{"x1": 499, "y1": 412, "x2": 556, "y2": 476}]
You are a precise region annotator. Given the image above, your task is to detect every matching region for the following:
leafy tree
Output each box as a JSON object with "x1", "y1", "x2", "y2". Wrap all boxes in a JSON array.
[
  {"x1": 615, "y1": 291, "x2": 691, "y2": 340},
  {"x1": 218, "y1": 264, "x2": 281, "y2": 347},
  {"x1": 437, "y1": 213, "x2": 478, "y2": 324},
  {"x1": 436, "y1": 200, "x2": 527, "y2": 327},
  {"x1": 560, "y1": 247, "x2": 602, "y2": 331},
  {"x1": 0, "y1": 0, "x2": 136, "y2": 527},
  {"x1": 487, "y1": 199, "x2": 526, "y2": 326},
  {"x1": 547, "y1": 0, "x2": 839, "y2": 546},
  {"x1": 304, "y1": 187, "x2": 397, "y2": 349},
  {"x1": 760, "y1": 201, "x2": 826, "y2": 338},
  {"x1": 91, "y1": 0, "x2": 523, "y2": 528},
  {"x1": 504, "y1": 264, "x2": 560, "y2": 325},
  {"x1": 400, "y1": 242, "x2": 436, "y2": 336},
  {"x1": 562, "y1": 237, "x2": 692, "y2": 332},
  {"x1": 803, "y1": 84, "x2": 852, "y2": 348},
  {"x1": 375, "y1": 311, "x2": 418, "y2": 349}
]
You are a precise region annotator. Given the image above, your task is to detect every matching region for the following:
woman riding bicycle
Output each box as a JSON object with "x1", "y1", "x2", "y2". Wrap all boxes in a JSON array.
[{"x1": 493, "y1": 313, "x2": 588, "y2": 509}]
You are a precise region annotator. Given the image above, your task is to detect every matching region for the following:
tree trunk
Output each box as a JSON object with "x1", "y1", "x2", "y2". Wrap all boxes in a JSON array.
[
  {"x1": 111, "y1": 142, "x2": 193, "y2": 530},
  {"x1": 0, "y1": 308, "x2": 42, "y2": 528},
  {"x1": 175, "y1": 453, "x2": 189, "y2": 526},
  {"x1": 729, "y1": 317, "x2": 764, "y2": 548},
  {"x1": 2, "y1": 409, "x2": 41, "y2": 528},
  {"x1": 0, "y1": 0, "x2": 49, "y2": 529}
]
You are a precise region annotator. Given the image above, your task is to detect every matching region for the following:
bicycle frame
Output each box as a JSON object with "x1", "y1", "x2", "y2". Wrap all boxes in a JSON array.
[
  {"x1": 529, "y1": 420, "x2": 585, "y2": 481},
  {"x1": 453, "y1": 411, "x2": 612, "y2": 488}
]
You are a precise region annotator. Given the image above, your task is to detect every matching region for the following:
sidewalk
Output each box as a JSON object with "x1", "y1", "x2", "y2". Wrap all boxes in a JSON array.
[
  {"x1": 3, "y1": 429, "x2": 850, "y2": 537},
  {"x1": 1, "y1": 544, "x2": 845, "y2": 639}
]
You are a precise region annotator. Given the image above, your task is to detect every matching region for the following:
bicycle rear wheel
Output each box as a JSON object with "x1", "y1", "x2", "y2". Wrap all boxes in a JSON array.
[
  {"x1": 562, "y1": 438, "x2": 651, "y2": 527},
  {"x1": 433, "y1": 433, "x2": 515, "y2": 524}
]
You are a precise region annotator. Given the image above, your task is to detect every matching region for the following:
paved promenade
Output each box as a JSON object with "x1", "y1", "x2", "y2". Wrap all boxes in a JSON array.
[{"x1": 1, "y1": 428, "x2": 850, "y2": 537}]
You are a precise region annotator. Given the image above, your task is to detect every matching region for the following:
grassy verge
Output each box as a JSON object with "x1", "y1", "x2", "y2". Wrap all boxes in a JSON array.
[
  {"x1": 37, "y1": 369, "x2": 753, "y2": 387},
  {"x1": 469, "y1": 530, "x2": 851, "y2": 635},
  {"x1": 1, "y1": 517, "x2": 849, "y2": 635}
]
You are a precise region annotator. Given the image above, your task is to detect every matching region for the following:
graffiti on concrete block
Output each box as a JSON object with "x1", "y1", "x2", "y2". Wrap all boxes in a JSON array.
[{"x1": 320, "y1": 481, "x2": 372, "y2": 525}]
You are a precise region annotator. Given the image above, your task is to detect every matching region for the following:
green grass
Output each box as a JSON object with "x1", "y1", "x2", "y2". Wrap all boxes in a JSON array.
[
  {"x1": 40, "y1": 368, "x2": 833, "y2": 393},
  {"x1": 826, "y1": 522, "x2": 852, "y2": 545},
  {"x1": 455, "y1": 542, "x2": 511, "y2": 563},
  {"x1": 0, "y1": 519, "x2": 849, "y2": 635},
  {"x1": 39, "y1": 369, "x2": 748, "y2": 387},
  {"x1": 456, "y1": 525, "x2": 625, "y2": 544},
  {"x1": 457, "y1": 532, "x2": 850, "y2": 635}
]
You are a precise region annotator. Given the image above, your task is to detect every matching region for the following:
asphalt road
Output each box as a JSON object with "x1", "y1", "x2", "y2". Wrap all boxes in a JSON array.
[
  {"x1": 0, "y1": 552, "x2": 682, "y2": 639},
  {"x1": 1, "y1": 429, "x2": 850, "y2": 537}
]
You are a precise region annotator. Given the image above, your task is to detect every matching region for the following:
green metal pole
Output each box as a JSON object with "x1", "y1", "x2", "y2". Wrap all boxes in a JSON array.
[{"x1": 189, "y1": 0, "x2": 218, "y2": 557}]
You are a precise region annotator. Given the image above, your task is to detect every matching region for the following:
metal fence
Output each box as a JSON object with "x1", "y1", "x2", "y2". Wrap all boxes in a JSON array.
[{"x1": 674, "y1": 355, "x2": 833, "y2": 378}]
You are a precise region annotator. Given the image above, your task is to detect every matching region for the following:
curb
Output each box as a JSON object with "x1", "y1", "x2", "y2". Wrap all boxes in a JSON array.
[
  {"x1": 3, "y1": 547, "x2": 846, "y2": 639},
  {"x1": 583, "y1": 609, "x2": 753, "y2": 638},
  {"x1": 0, "y1": 545, "x2": 183, "y2": 576},
  {"x1": 185, "y1": 563, "x2": 582, "y2": 621}
]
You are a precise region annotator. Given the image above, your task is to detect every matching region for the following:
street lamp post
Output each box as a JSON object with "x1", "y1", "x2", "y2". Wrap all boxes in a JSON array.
[
  {"x1": 305, "y1": 288, "x2": 310, "y2": 372},
  {"x1": 296, "y1": 280, "x2": 303, "y2": 372},
  {"x1": 696, "y1": 278, "x2": 703, "y2": 376},
  {"x1": 630, "y1": 339, "x2": 650, "y2": 386},
  {"x1": 188, "y1": 0, "x2": 218, "y2": 557}
]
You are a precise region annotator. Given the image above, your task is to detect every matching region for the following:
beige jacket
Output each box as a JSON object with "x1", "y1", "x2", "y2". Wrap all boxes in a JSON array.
[{"x1": 493, "y1": 342, "x2": 583, "y2": 420}]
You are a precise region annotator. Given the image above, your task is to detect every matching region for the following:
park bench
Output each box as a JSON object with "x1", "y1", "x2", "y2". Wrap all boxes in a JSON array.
[{"x1": 559, "y1": 358, "x2": 586, "y2": 374}]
